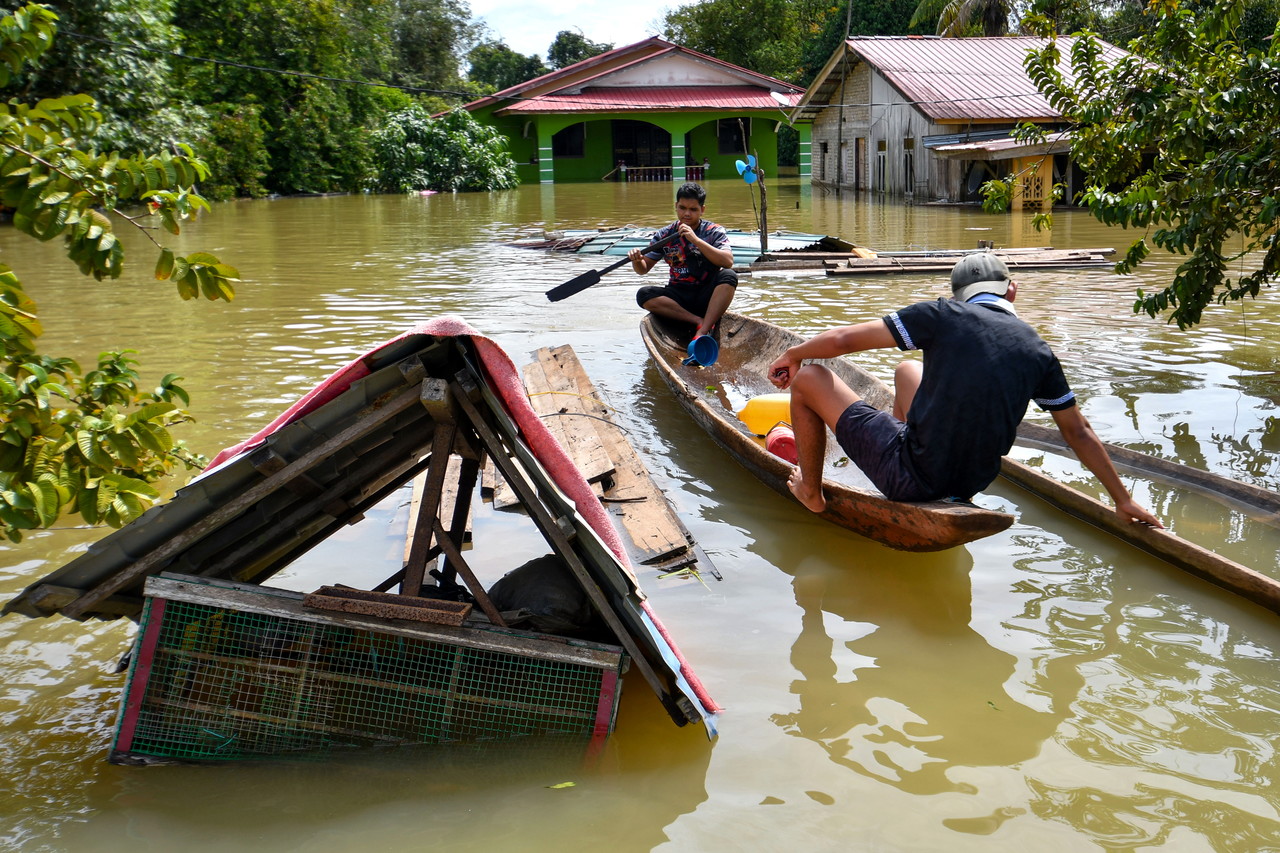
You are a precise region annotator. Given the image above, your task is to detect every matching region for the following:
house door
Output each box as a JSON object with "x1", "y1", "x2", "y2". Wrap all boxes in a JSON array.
[{"x1": 612, "y1": 120, "x2": 671, "y2": 167}]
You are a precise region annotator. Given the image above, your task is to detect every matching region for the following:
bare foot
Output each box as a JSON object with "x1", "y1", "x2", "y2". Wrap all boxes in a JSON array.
[{"x1": 787, "y1": 467, "x2": 826, "y2": 513}]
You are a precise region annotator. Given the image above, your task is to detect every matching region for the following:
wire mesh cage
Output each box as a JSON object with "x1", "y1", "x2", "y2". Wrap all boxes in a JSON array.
[{"x1": 111, "y1": 576, "x2": 625, "y2": 763}]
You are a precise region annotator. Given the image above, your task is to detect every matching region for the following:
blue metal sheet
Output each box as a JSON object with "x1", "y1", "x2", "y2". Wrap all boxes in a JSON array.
[{"x1": 558, "y1": 227, "x2": 854, "y2": 266}]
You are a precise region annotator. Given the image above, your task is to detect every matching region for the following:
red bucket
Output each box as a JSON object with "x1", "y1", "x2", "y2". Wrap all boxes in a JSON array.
[{"x1": 765, "y1": 423, "x2": 797, "y2": 464}]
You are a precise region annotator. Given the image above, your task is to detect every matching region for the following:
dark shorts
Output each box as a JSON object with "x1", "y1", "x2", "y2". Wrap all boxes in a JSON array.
[
  {"x1": 636, "y1": 268, "x2": 738, "y2": 315},
  {"x1": 834, "y1": 401, "x2": 936, "y2": 501}
]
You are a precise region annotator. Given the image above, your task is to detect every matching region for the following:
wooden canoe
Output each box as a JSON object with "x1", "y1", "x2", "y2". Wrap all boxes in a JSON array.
[{"x1": 640, "y1": 312, "x2": 1016, "y2": 551}]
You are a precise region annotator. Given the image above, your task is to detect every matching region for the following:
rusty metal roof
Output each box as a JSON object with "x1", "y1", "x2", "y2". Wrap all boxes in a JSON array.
[
  {"x1": 499, "y1": 86, "x2": 800, "y2": 114},
  {"x1": 933, "y1": 129, "x2": 1074, "y2": 160},
  {"x1": 794, "y1": 36, "x2": 1129, "y2": 124}
]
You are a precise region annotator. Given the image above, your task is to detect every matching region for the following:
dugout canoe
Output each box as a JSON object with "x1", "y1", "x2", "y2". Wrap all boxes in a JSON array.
[{"x1": 639, "y1": 312, "x2": 1016, "y2": 551}]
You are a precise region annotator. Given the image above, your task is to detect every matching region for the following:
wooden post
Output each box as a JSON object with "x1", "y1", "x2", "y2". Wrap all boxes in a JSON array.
[{"x1": 400, "y1": 427, "x2": 454, "y2": 597}]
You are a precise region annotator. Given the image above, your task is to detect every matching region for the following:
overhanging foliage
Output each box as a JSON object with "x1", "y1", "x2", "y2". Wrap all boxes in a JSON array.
[
  {"x1": 990, "y1": 2, "x2": 1280, "y2": 328},
  {"x1": 0, "y1": 4, "x2": 237, "y2": 541}
]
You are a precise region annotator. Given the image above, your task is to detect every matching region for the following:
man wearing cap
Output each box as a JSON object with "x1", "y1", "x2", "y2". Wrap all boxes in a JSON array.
[{"x1": 766, "y1": 253, "x2": 1163, "y2": 528}]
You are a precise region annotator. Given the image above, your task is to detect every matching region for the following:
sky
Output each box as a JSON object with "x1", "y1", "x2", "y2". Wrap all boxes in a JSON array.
[{"x1": 466, "y1": 0, "x2": 671, "y2": 59}]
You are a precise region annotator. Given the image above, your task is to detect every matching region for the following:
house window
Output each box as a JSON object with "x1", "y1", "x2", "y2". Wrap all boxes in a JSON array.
[
  {"x1": 819, "y1": 141, "x2": 829, "y2": 180},
  {"x1": 903, "y1": 137, "x2": 915, "y2": 193},
  {"x1": 552, "y1": 124, "x2": 585, "y2": 158},
  {"x1": 875, "y1": 139, "x2": 887, "y2": 193},
  {"x1": 717, "y1": 118, "x2": 749, "y2": 155}
]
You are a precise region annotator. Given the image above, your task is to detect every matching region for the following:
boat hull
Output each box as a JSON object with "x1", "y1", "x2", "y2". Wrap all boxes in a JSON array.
[{"x1": 640, "y1": 312, "x2": 1015, "y2": 551}]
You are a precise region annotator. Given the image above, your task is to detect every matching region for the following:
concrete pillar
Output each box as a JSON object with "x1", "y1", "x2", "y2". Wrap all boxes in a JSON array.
[
  {"x1": 797, "y1": 124, "x2": 812, "y2": 179},
  {"x1": 671, "y1": 133, "x2": 686, "y2": 182},
  {"x1": 536, "y1": 123, "x2": 555, "y2": 184}
]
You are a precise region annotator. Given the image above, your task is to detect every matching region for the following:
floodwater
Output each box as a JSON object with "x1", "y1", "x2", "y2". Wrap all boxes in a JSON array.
[{"x1": 2, "y1": 180, "x2": 1279, "y2": 851}]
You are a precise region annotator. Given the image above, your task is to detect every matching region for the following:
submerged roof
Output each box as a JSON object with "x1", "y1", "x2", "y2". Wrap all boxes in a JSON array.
[
  {"x1": 793, "y1": 35, "x2": 1129, "y2": 124},
  {"x1": 549, "y1": 227, "x2": 855, "y2": 267},
  {"x1": 465, "y1": 37, "x2": 802, "y2": 117},
  {"x1": 2, "y1": 321, "x2": 720, "y2": 731}
]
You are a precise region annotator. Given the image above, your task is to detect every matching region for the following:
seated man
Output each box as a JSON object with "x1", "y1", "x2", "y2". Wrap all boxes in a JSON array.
[
  {"x1": 628, "y1": 181, "x2": 737, "y2": 338},
  {"x1": 766, "y1": 253, "x2": 1163, "y2": 528}
]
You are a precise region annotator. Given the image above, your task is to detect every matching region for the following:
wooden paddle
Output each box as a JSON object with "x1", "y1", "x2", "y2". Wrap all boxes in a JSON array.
[{"x1": 545, "y1": 231, "x2": 680, "y2": 302}]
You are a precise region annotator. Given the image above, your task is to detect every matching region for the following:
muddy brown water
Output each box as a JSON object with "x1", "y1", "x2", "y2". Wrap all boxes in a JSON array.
[{"x1": 2, "y1": 180, "x2": 1279, "y2": 850}]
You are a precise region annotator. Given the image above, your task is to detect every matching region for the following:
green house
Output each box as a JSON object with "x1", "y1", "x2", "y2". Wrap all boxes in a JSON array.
[{"x1": 462, "y1": 38, "x2": 805, "y2": 185}]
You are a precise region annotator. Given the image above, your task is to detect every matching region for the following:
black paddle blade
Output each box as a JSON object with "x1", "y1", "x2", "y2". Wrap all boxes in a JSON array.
[{"x1": 545, "y1": 268, "x2": 603, "y2": 302}]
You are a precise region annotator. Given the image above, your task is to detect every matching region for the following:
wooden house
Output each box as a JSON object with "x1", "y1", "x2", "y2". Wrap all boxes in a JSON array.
[
  {"x1": 462, "y1": 38, "x2": 804, "y2": 185},
  {"x1": 789, "y1": 36, "x2": 1129, "y2": 208}
]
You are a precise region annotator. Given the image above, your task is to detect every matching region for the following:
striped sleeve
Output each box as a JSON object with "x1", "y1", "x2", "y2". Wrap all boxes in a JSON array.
[{"x1": 884, "y1": 311, "x2": 918, "y2": 351}]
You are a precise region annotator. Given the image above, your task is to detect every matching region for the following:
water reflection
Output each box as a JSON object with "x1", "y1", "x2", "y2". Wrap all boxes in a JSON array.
[
  {"x1": 768, "y1": 544, "x2": 1068, "y2": 796},
  {"x1": 1024, "y1": 591, "x2": 1280, "y2": 848},
  {"x1": 3, "y1": 185, "x2": 1280, "y2": 849}
]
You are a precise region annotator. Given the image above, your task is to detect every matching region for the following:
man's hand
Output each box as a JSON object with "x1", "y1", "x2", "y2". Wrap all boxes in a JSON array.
[
  {"x1": 629, "y1": 247, "x2": 654, "y2": 274},
  {"x1": 768, "y1": 351, "x2": 801, "y2": 389},
  {"x1": 1115, "y1": 497, "x2": 1164, "y2": 528}
]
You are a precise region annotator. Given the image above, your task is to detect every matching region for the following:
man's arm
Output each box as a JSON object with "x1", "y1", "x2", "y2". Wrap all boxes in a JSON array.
[
  {"x1": 768, "y1": 319, "x2": 896, "y2": 389},
  {"x1": 1050, "y1": 406, "x2": 1164, "y2": 527},
  {"x1": 682, "y1": 222, "x2": 735, "y2": 269}
]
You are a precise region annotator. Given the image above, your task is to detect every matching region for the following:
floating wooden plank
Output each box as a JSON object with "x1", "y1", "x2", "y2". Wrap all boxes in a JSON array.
[
  {"x1": 303, "y1": 585, "x2": 472, "y2": 626},
  {"x1": 529, "y1": 345, "x2": 700, "y2": 573},
  {"x1": 823, "y1": 248, "x2": 1114, "y2": 277},
  {"x1": 1000, "y1": 457, "x2": 1280, "y2": 615},
  {"x1": 481, "y1": 455, "x2": 521, "y2": 509},
  {"x1": 524, "y1": 356, "x2": 617, "y2": 485}
]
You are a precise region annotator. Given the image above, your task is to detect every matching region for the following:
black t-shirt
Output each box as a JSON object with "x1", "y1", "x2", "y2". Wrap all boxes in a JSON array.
[{"x1": 883, "y1": 298, "x2": 1076, "y2": 498}]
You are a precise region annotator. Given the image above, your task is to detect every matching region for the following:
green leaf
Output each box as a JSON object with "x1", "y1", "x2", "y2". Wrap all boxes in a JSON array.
[
  {"x1": 75, "y1": 430, "x2": 114, "y2": 470},
  {"x1": 131, "y1": 401, "x2": 177, "y2": 423},
  {"x1": 105, "y1": 433, "x2": 140, "y2": 468},
  {"x1": 77, "y1": 483, "x2": 99, "y2": 525},
  {"x1": 155, "y1": 248, "x2": 175, "y2": 280}
]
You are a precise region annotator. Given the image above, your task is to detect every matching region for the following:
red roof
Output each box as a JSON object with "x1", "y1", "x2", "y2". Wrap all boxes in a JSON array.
[
  {"x1": 499, "y1": 86, "x2": 800, "y2": 114},
  {"x1": 464, "y1": 37, "x2": 802, "y2": 117}
]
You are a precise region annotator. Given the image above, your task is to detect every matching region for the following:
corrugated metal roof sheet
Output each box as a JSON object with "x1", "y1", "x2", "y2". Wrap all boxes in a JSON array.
[
  {"x1": 552, "y1": 227, "x2": 853, "y2": 266},
  {"x1": 498, "y1": 86, "x2": 800, "y2": 114},
  {"x1": 934, "y1": 129, "x2": 1074, "y2": 160},
  {"x1": 796, "y1": 36, "x2": 1128, "y2": 124}
]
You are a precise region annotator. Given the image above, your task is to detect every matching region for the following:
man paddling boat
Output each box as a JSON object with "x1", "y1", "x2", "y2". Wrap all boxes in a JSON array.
[
  {"x1": 767, "y1": 253, "x2": 1163, "y2": 528},
  {"x1": 628, "y1": 182, "x2": 738, "y2": 339}
]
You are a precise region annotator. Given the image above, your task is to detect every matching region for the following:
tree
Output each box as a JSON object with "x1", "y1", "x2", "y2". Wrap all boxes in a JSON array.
[
  {"x1": 661, "y1": 0, "x2": 841, "y2": 81},
  {"x1": 368, "y1": 105, "x2": 518, "y2": 192},
  {"x1": 546, "y1": 30, "x2": 612, "y2": 70},
  {"x1": 797, "y1": 0, "x2": 931, "y2": 86},
  {"x1": 173, "y1": 0, "x2": 391, "y2": 194},
  {"x1": 387, "y1": 0, "x2": 481, "y2": 92},
  {"x1": 466, "y1": 40, "x2": 549, "y2": 90},
  {"x1": 986, "y1": 0, "x2": 1280, "y2": 328},
  {"x1": 909, "y1": 0, "x2": 1015, "y2": 36},
  {"x1": 198, "y1": 101, "x2": 270, "y2": 201},
  {"x1": 0, "y1": 5, "x2": 238, "y2": 541},
  {"x1": 7, "y1": 0, "x2": 207, "y2": 153}
]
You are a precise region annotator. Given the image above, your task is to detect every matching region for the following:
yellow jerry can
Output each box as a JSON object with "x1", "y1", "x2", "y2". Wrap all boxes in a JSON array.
[{"x1": 737, "y1": 393, "x2": 792, "y2": 436}]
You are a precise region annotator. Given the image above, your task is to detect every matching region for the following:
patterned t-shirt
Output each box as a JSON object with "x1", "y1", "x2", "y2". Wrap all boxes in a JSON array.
[
  {"x1": 644, "y1": 219, "x2": 731, "y2": 286},
  {"x1": 882, "y1": 298, "x2": 1075, "y2": 499}
]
